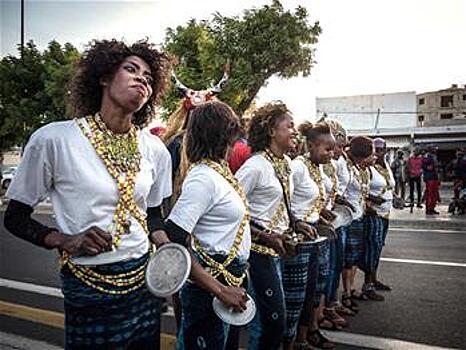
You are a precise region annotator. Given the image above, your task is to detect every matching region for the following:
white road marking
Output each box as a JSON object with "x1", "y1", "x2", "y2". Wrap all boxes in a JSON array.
[
  {"x1": 389, "y1": 227, "x2": 465, "y2": 234},
  {"x1": 0, "y1": 278, "x2": 63, "y2": 298},
  {"x1": 0, "y1": 278, "x2": 460, "y2": 349},
  {"x1": 380, "y1": 257, "x2": 466, "y2": 267},
  {"x1": 0, "y1": 331, "x2": 62, "y2": 350},
  {"x1": 323, "y1": 330, "x2": 457, "y2": 350}
]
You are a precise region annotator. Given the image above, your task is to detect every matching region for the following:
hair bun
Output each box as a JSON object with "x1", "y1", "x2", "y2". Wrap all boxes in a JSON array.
[{"x1": 298, "y1": 121, "x2": 314, "y2": 136}]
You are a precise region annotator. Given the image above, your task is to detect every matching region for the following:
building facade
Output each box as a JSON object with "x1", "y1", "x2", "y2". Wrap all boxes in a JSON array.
[
  {"x1": 417, "y1": 84, "x2": 466, "y2": 127},
  {"x1": 316, "y1": 85, "x2": 466, "y2": 178}
]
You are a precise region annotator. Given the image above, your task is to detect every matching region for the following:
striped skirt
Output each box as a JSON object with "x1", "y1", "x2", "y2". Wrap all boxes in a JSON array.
[
  {"x1": 61, "y1": 253, "x2": 162, "y2": 350},
  {"x1": 282, "y1": 243, "x2": 318, "y2": 342},
  {"x1": 344, "y1": 218, "x2": 365, "y2": 268},
  {"x1": 360, "y1": 215, "x2": 388, "y2": 273},
  {"x1": 325, "y1": 227, "x2": 346, "y2": 305}
]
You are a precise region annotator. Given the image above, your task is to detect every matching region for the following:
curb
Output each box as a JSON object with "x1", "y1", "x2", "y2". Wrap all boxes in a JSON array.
[{"x1": 390, "y1": 219, "x2": 466, "y2": 232}]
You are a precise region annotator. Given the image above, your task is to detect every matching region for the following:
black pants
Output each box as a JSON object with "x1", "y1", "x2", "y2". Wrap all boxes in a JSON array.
[{"x1": 409, "y1": 176, "x2": 422, "y2": 205}]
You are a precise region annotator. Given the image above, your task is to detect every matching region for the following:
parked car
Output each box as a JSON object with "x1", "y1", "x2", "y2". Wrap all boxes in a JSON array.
[{"x1": 1, "y1": 166, "x2": 17, "y2": 190}]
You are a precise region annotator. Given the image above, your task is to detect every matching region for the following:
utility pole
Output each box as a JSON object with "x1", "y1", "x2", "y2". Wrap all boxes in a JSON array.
[{"x1": 20, "y1": 0, "x2": 25, "y2": 56}]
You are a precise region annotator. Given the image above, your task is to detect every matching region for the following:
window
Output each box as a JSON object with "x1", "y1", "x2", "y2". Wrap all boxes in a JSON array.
[
  {"x1": 441, "y1": 95, "x2": 453, "y2": 108},
  {"x1": 418, "y1": 115, "x2": 424, "y2": 126},
  {"x1": 440, "y1": 113, "x2": 453, "y2": 119},
  {"x1": 463, "y1": 94, "x2": 466, "y2": 101},
  {"x1": 419, "y1": 98, "x2": 425, "y2": 105}
]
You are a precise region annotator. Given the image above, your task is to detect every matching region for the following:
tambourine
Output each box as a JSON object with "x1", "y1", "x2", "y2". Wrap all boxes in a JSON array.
[
  {"x1": 331, "y1": 204, "x2": 354, "y2": 228},
  {"x1": 145, "y1": 243, "x2": 191, "y2": 297},
  {"x1": 212, "y1": 294, "x2": 256, "y2": 326}
]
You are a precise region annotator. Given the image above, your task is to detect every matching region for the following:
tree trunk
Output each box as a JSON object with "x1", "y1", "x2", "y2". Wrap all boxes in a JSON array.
[{"x1": 236, "y1": 81, "x2": 265, "y2": 116}]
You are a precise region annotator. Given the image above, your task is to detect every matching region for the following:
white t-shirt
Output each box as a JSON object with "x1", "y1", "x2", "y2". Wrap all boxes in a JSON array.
[
  {"x1": 236, "y1": 154, "x2": 293, "y2": 234},
  {"x1": 368, "y1": 163, "x2": 395, "y2": 217},
  {"x1": 7, "y1": 119, "x2": 172, "y2": 265},
  {"x1": 336, "y1": 155, "x2": 351, "y2": 197},
  {"x1": 321, "y1": 160, "x2": 339, "y2": 210},
  {"x1": 345, "y1": 164, "x2": 369, "y2": 221},
  {"x1": 290, "y1": 158, "x2": 320, "y2": 224},
  {"x1": 168, "y1": 164, "x2": 251, "y2": 260}
]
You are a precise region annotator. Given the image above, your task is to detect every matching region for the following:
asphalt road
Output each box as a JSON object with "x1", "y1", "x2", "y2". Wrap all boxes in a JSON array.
[{"x1": 1, "y1": 212, "x2": 465, "y2": 349}]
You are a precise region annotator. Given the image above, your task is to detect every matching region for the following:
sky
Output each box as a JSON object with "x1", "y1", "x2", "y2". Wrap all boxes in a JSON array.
[{"x1": 1, "y1": 0, "x2": 465, "y2": 122}]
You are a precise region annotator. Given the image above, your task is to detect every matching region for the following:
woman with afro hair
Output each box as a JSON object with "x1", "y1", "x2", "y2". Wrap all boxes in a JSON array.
[{"x1": 4, "y1": 39, "x2": 174, "y2": 349}]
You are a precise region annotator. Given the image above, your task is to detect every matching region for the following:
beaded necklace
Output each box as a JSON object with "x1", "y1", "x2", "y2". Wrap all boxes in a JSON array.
[
  {"x1": 347, "y1": 157, "x2": 370, "y2": 207},
  {"x1": 263, "y1": 149, "x2": 291, "y2": 227},
  {"x1": 189, "y1": 159, "x2": 249, "y2": 287},
  {"x1": 374, "y1": 163, "x2": 393, "y2": 197},
  {"x1": 250, "y1": 150, "x2": 290, "y2": 256},
  {"x1": 58, "y1": 114, "x2": 149, "y2": 295},
  {"x1": 77, "y1": 113, "x2": 148, "y2": 247},
  {"x1": 299, "y1": 156, "x2": 325, "y2": 222},
  {"x1": 323, "y1": 162, "x2": 338, "y2": 208}
]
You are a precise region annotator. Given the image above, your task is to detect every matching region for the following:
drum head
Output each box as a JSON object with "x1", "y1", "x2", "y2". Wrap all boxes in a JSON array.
[
  {"x1": 212, "y1": 295, "x2": 256, "y2": 326},
  {"x1": 331, "y1": 204, "x2": 353, "y2": 229},
  {"x1": 145, "y1": 243, "x2": 191, "y2": 297}
]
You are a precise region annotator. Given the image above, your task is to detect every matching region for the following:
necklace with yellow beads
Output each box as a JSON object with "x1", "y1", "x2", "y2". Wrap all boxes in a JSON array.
[
  {"x1": 57, "y1": 113, "x2": 150, "y2": 295},
  {"x1": 189, "y1": 159, "x2": 250, "y2": 287},
  {"x1": 299, "y1": 156, "x2": 326, "y2": 222}
]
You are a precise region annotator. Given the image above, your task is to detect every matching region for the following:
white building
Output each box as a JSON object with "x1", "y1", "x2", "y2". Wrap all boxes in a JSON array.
[
  {"x1": 315, "y1": 88, "x2": 466, "y2": 178},
  {"x1": 316, "y1": 91, "x2": 417, "y2": 132}
]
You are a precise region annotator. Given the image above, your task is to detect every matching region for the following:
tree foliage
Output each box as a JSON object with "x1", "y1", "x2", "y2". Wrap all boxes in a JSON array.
[
  {"x1": 162, "y1": 0, "x2": 321, "y2": 118},
  {"x1": 0, "y1": 40, "x2": 79, "y2": 152}
]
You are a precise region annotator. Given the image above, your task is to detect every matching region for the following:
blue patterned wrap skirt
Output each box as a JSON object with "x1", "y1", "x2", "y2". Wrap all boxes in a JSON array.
[{"x1": 61, "y1": 253, "x2": 162, "y2": 350}]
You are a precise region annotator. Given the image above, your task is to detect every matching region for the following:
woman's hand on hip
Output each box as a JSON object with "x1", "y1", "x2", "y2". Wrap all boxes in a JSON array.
[{"x1": 46, "y1": 226, "x2": 113, "y2": 256}]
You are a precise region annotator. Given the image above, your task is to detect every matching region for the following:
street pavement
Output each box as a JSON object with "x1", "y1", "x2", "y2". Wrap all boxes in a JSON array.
[{"x1": 0, "y1": 210, "x2": 465, "y2": 349}]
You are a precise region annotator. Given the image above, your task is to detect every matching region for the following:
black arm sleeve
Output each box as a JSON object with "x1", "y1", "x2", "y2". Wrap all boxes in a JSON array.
[
  {"x1": 167, "y1": 135, "x2": 182, "y2": 178},
  {"x1": 164, "y1": 219, "x2": 190, "y2": 246},
  {"x1": 146, "y1": 205, "x2": 165, "y2": 233},
  {"x1": 3, "y1": 199, "x2": 56, "y2": 249}
]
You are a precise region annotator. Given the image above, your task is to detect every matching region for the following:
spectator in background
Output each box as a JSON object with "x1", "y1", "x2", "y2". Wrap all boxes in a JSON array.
[
  {"x1": 391, "y1": 150, "x2": 408, "y2": 201},
  {"x1": 447, "y1": 149, "x2": 466, "y2": 200},
  {"x1": 423, "y1": 146, "x2": 440, "y2": 215},
  {"x1": 407, "y1": 147, "x2": 423, "y2": 208}
]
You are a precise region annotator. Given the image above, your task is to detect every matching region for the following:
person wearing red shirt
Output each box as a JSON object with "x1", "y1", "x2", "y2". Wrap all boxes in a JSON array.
[{"x1": 408, "y1": 148, "x2": 424, "y2": 208}]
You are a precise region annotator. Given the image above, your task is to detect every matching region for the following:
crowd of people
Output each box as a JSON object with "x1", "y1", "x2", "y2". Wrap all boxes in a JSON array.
[
  {"x1": 3, "y1": 39, "x2": 400, "y2": 350},
  {"x1": 391, "y1": 146, "x2": 466, "y2": 215}
]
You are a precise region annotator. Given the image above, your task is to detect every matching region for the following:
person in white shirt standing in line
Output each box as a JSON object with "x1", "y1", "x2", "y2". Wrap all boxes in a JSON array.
[
  {"x1": 359, "y1": 137, "x2": 395, "y2": 299},
  {"x1": 322, "y1": 120, "x2": 357, "y2": 321},
  {"x1": 290, "y1": 122, "x2": 339, "y2": 350},
  {"x1": 4, "y1": 39, "x2": 174, "y2": 350},
  {"x1": 236, "y1": 102, "x2": 313, "y2": 350},
  {"x1": 341, "y1": 136, "x2": 375, "y2": 312},
  {"x1": 165, "y1": 101, "x2": 250, "y2": 349}
]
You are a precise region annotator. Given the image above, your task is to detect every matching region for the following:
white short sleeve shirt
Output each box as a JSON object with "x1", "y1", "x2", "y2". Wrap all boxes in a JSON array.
[
  {"x1": 290, "y1": 158, "x2": 320, "y2": 224},
  {"x1": 345, "y1": 164, "x2": 368, "y2": 221},
  {"x1": 7, "y1": 119, "x2": 172, "y2": 265},
  {"x1": 369, "y1": 163, "x2": 395, "y2": 217},
  {"x1": 336, "y1": 155, "x2": 351, "y2": 197},
  {"x1": 235, "y1": 154, "x2": 292, "y2": 234},
  {"x1": 168, "y1": 164, "x2": 251, "y2": 260}
]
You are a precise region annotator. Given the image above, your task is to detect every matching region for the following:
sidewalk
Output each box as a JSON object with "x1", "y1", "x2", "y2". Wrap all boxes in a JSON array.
[
  {"x1": 390, "y1": 204, "x2": 466, "y2": 231},
  {"x1": 2, "y1": 199, "x2": 465, "y2": 232}
]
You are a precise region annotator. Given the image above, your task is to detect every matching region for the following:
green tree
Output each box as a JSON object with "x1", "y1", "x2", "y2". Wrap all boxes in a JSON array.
[
  {"x1": 162, "y1": 0, "x2": 321, "y2": 117},
  {"x1": 0, "y1": 40, "x2": 79, "y2": 153}
]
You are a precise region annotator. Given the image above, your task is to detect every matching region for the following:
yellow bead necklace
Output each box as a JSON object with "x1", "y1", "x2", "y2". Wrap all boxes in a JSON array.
[{"x1": 189, "y1": 159, "x2": 250, "y2": 287}]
